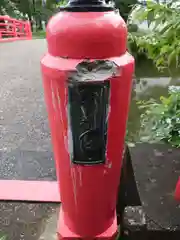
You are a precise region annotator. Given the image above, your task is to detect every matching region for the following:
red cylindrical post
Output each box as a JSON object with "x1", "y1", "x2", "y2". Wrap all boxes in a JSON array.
[{"x1": 41, "y1": 1, "x2": 134, "y2": 239}]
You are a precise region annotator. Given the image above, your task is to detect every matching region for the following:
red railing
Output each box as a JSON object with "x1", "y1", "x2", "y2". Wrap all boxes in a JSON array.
[{"x1": 0, "y1": 15, "x2": 32, "y2": 42}]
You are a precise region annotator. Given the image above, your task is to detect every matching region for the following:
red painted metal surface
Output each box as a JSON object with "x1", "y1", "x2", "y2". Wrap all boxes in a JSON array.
[
  {"x1": 58, "y1": 208, "x2": 117, "y2": 239},
  {"x1": 175, "y1": 178, "x2": 180, "y2": 201},
  {"x1": 0, "y1": 15, "x2": 32, "y2": 42},
  {"x1": 0, "y1": 180, "x2": 60, "y2": 202},
  {"x1": 41, "y1": 10, "x2": 134, "y2": 240},
  {"x1": 46, "y1": 12, "x2": 127, "y2": 59}
]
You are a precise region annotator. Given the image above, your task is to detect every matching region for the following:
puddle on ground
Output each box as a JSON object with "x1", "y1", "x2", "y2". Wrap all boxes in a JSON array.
[{"x1": 0, "y1": 202, "x2": 59, "y2": 240}]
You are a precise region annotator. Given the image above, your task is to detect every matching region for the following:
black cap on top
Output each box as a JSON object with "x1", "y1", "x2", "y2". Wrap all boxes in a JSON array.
[{"x1": 60, "y1": 0, "x2": 114, "y2": 12}]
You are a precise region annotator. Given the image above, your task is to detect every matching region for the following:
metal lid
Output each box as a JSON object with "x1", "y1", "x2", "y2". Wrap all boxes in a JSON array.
[{"x1": 60, "y1": 0, "x2": 114, "y2": 12}]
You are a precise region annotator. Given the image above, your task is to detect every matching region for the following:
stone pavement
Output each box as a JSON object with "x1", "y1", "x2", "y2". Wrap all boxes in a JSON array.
[{"x1": 0, "y1": 40, "x2": 59, "y2": 240}]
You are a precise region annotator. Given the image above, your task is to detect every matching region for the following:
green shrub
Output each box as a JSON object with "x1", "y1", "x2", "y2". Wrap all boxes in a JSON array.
[
  {"x1": 138, "y1": 86, "x2": 180, "y2": 147},
  {"x1": 0, "y1": 235, "x2": 7, "y2": 240},
  {"x1": 128, "y1": 0, "x2": 180, "y2": 70}
]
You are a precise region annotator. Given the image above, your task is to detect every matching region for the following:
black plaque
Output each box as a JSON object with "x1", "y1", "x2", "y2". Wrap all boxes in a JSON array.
[{"x1": 68, "y1": 81, "x2": 110, "y2": 165}]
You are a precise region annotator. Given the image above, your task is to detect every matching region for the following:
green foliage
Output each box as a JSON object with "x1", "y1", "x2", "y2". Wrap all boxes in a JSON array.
[
  {"x1": 128, "y1": 23, "x2": 138, "y2": 32},
  {"x1": 33, "y1": 30, "x2": 46, "y2": 38},
  {"x1": 0, "y1": 236, "x2": 6, "y2": 240},
  {"x1": 11, "y1": 0, "x2": 31, "y2": 19},
  {"x1": 128, "y1": 31, "x2": 143, "y2": 58},
  {"x1": 15, "y1": 0, "x2": 57, "y2": 20},
  {"x1": 115, "y1": 0, "x2": 137, "y2": 21},
  {"x1": 1, "y1": 0, "x2": 58, "y2": 29},
  {"x1": 129, "y1": 0, "x2": 180, "y2": 70},
  {"x1": 0, "y1": 0, "x2": 21, "y2": 18},
  {"x1": 56, "y1": 0, "x2": 67, "y2": 7},
  {"x1": 0, "y1": 233, "x2": 7, "y2": 240},
  {"x1": 138, "y1": 86, "x2": 180, "y2": 147}
]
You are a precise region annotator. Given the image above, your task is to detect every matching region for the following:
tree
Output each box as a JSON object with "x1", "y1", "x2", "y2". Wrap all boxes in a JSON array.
[
  {"x1": 11, "y1": 0, "x2": 57, "y2": 30},
  {"x1": 56, "y1": 0, "x2": 67, "y2": 8},
  {"x1": 129, "y1": 0, "x2": 180, "y2": 69},
  {"x1": 115, "y1": 0, "x2": 138, "y2": 21},
  {"x1": 0, "y1": 0, "x2": 21, "y2": 17}
]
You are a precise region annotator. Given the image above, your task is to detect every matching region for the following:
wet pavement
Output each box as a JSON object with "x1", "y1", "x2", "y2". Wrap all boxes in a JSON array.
[
  {"x1": 0, "y1": 40, "x2": 51, "y2": 154},
  {"x1": 0, "y1": 40, "x2": 59, "y2": 240},
  {"x1": 0, "y1": 203, "x2": 59, "y2": 240},
  {"x1": 130, "y1": 143, "x2": 180, "y2": 231}
]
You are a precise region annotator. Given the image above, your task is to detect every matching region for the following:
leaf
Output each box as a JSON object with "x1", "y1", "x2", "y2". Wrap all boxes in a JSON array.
[
  {"x1": 138, "y1": 88, "x2": 180, "y2": 147},
  {"x1": 147, "y1": 9, "x2": 154, "y2": 27},
  {"x1": 160, "y1": 23, "x2": 173, "y2": 35},
  {"x1": 160, "y1": 96, "x2": 170, "y2": 105},
  {"x1": 153, "y1": 16, "x2": 163, "y2": 30},
  {"x1": 168, "y1": 50, "x2": 177, "y2": 67},
  {"x1": 0, "y1": 235, "x2": 7, "y2": 240},
  {"x1": 156, "y1": 57, "x2": 165, "y2": 67},
  {"x1": 160, "y1": 45, "x2": 171, "y2": 54}
]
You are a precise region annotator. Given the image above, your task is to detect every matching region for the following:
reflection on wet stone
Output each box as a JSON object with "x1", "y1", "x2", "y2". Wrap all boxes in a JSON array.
[{"x1": 0, "y1": 202, "x2": 59, "y2": 240}]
